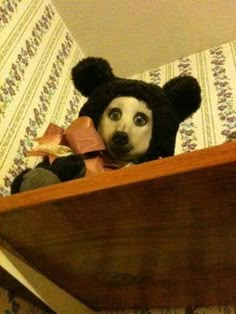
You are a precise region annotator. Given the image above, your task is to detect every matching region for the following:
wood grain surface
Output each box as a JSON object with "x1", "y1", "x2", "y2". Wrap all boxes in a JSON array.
[{"x1": 0, "y1": 142, "x2": 236, "y2": 311}]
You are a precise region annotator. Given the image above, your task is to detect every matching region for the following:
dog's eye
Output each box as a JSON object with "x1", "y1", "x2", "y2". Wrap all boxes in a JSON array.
[
  {"x1": 134, "y1": 113, "x2": 148, "y2": 126},
  {"x1": 109, "y1": 108, "x2": 122, "y2": 121}
]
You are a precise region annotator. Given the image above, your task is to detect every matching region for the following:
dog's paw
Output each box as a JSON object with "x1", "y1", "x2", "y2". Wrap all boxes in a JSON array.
[{"x1": 50, "y1": 154, "x2": 86, "y2": 182}]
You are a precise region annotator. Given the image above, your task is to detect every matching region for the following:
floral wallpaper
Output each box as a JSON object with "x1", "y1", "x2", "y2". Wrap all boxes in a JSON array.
[
  {"x1": 133, "y1": 39, "x2": 236, "y2": 155},
  {"x1": 0, "y1": 0, "x2": 236, "y2": 313},
  {"x1": 0, "y1": 286, "x2": 51, "y2": 314},
  {"x1": 104, "y1": 306, "x2": 236, "y2": 314},
  {"x1": 0, "y1": 0, "x2": 85, "y2": 197}
]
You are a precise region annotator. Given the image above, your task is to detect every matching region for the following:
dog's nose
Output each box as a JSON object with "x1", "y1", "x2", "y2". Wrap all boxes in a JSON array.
[{"x1": 112, "y1": 131, "x2": 129, "y2": 146}]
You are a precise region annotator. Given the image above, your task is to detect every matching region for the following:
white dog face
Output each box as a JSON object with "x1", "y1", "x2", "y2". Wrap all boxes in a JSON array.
[{"x1": 98, "y1": 96, "x2": 153, "y2": 162}]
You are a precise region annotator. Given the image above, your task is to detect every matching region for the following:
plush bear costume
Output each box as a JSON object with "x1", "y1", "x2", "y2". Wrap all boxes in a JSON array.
[{"x1": 11, "y1": 57, "x2": 201, "y2": 193}]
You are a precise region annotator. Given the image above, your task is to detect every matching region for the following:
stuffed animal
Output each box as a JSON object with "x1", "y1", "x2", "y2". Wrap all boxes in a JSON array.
[{"x1": 11, "y1": 57, "x2": 201, "y2": 194}]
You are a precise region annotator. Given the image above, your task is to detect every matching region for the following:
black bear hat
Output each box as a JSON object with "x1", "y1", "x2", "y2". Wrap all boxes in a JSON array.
[{"x1": 72, "y1": 57, "x2": 201, "y2": 162}]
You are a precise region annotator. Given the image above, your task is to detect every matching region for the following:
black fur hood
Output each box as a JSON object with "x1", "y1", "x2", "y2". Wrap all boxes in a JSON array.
[{"x1": 71, "y1": 57, "x2": 201, "y2": 161}]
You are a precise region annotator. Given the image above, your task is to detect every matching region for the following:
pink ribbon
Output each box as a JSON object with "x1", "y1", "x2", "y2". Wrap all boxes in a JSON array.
[{"x1": 27, "y1": 116, "x2": 111, "y2": 176}]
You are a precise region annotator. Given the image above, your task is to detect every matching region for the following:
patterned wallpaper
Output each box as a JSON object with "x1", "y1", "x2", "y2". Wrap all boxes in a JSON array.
[
  {"x1": 110, "y1": 306, "x2": 236, "y2": 314},
  {"x1": 0, "y1": 0, "x2": 85, "y2": 197},
  {"x1": 132, "y1": 40, "x2": 236, "y2": 155},
  {"x1": 0, "y1": 0, "x2": 236, "y2": 313},
  {"x1": 0, "y1": 285, "x2": 49, "y2": 314}
]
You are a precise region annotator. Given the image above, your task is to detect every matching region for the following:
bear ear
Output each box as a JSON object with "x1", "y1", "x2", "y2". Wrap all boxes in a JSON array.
[
  {"x1": 71, "y1": 57, "x2": 115, "y2": 97},
  {"x1": 163, "y1": 76, "x2": 201, "y2": 122}
]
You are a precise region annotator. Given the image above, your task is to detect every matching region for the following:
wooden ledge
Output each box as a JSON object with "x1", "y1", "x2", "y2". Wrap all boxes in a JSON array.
[
  {"x1": 1, "y1": 142, "x2": 236, "y2": 213},
  {"x1": 0, "y1": 142, "x2": 236, "y2": 310}
]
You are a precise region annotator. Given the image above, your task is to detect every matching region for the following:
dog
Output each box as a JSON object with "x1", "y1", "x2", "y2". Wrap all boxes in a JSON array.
[{"x1": 98, "y1": 96, "x2": 153, "y2": 164}]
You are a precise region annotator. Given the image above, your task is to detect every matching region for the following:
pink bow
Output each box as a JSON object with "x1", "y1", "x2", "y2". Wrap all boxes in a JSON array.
[{"x1": 27, "y1": 116, "x2": 111, "y2": 176}]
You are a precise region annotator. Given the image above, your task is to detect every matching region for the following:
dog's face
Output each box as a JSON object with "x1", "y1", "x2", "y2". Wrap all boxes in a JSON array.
[{"x1": 98, "y1": 96, "x2": 153, "y2": 162}]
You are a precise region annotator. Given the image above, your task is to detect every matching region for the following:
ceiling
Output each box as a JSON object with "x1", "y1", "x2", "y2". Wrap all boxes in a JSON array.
[{"x1": 52, "y1": 0, "x2": 236, "y2": 77}]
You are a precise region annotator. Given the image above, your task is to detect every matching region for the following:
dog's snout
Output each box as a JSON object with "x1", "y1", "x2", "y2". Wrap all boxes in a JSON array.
[{"x1": 112, "y1": 131, "x2": 129, "y2": 146}]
